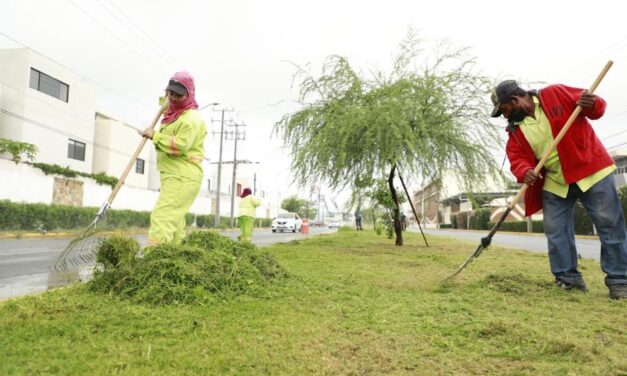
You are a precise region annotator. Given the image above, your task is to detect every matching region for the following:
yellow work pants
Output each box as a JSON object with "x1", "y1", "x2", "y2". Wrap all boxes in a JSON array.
[{"x1": 148, "y1": 172, "x2": 201, "y2": 246}]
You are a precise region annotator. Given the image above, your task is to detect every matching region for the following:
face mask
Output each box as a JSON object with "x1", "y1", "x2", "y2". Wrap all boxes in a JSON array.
[{"x1": 507, "y1": 108, "x2": 527, "y2": 123}]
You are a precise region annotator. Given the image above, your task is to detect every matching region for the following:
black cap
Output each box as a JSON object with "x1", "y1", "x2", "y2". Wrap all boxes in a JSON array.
[
  {"x1": 490, "y1": 80, "x2": 521, "y2": 117},
  {"x1": 166, "y1": 80, "x2": 188, "y2": 96}
]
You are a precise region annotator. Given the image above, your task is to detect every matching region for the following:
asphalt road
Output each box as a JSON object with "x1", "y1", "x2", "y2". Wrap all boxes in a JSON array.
[
  {"x1": 0, "y1": 226, "x2": 335, "y2": 300},
  {"x1": 413, "y1": 227, "x2": 602, "y2": 260}
]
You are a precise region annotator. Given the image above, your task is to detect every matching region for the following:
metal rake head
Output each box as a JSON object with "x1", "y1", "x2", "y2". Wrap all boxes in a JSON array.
[
  {"x1": 50, "y1": 203, "x2": 109, "y2": 273},
  {"x1": 445, "y1": 235, "x2": 493, "y2": 281}
]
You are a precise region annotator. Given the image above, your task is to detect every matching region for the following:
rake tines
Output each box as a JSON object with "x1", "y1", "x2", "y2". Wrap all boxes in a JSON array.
[{"x1": 50, "y1": 203, "x2": 109, "y2": 273}]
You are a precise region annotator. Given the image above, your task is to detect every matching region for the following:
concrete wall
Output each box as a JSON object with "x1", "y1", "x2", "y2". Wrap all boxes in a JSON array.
[
  {"x1": 0, "y1": 158, "x2": 53, "y2": 203},
  {"x1": 0, "y1": 158, "x2": 213, "y2": 214}
]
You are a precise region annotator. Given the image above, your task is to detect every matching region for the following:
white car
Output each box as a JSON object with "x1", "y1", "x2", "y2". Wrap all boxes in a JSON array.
[
  {"x1": 272, "y1": 213, "x2": 303, "y2": 233},
  {"x1": 328, "y1": 221, "x2": 341, "y2": 229}
]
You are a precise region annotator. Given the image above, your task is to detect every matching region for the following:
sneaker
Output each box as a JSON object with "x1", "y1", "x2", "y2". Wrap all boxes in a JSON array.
[
  {"x1": 556, "y1": 278, "x2": 588, "y2": 292},
  {"x1": 609, "y1": 285, "x2": 627, "y2": 300}
]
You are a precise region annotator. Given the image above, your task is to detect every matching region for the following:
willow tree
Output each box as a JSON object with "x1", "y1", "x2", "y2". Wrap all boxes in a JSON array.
[{"x1": 274, "y1": 34, "x2": 502, "y2": 246}]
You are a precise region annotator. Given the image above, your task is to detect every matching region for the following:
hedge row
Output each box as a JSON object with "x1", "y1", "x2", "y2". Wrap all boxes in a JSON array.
[{"x1": 0, "y1": 200, "x2": 270, "y2": 231}]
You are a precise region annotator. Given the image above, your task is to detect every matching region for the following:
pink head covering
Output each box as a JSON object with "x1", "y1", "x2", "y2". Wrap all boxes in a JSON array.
[{"x1": 161, "y1": 71, "x2": 199, "y2": 124}]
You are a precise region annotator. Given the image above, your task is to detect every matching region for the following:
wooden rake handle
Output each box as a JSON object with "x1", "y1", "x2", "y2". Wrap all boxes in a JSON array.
[
  {"x1": 106, "y1": 100, "x2": 169, "y2": 205},
  {"x1": 507, "y1": 60, "x2": 613, "y2": 210}
]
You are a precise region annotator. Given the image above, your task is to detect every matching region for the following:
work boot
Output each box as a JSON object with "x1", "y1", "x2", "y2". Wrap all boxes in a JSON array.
[
  {"x1": 555, "y1": 277, "x2": 588, "y2": 292},
  {"x1": 609, "y1": 285, "x2": 627, "y2": 300}
]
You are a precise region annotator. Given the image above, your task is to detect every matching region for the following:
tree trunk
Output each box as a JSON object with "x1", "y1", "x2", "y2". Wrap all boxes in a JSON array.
[{"x1": 388, "y1": 165, "x2": 403, "y2": 246}]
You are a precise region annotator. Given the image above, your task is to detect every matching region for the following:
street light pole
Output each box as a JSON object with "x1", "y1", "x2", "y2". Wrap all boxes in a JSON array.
[
  {"x1": 212, "y1": 107, "x2": 233, "y2": 226},
  {"x1": 215, "y1": 109, "x2": 225, "y2": 226},
  {"x1": 227, "y1": 122, "x2": 246, "y2": 227}
]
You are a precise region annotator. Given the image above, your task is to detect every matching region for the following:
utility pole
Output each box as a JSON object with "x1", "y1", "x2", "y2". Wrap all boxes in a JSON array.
[
  {"x1": 226, "y1": 122, "x2": 247, "y2": 227},
  {"x1": 212, "y1": 107, "x2": 233, "y2": 227}
]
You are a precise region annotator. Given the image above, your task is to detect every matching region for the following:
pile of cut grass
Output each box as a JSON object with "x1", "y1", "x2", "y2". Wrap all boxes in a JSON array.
[{"x1": 89, "y1": 231, "x2": 288, "y2": 304}]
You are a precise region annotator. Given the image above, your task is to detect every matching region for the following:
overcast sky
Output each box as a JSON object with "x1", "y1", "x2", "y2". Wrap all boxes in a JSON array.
[{"x1": 1, "y1": 0, "x2": 626, "y2": 203}]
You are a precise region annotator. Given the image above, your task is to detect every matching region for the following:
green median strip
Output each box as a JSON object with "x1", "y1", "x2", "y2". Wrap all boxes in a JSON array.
[{"x1": 1, "y1": 229, "x2": 625, "y2": 375}]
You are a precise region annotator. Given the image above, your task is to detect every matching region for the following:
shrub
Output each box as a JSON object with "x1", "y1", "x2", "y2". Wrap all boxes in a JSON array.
[
  {"x1": 0, "y1": 138, "x2": 38, "y2": 164},
  {"x1": 618, "y1": 185, "x2": 627, "y2": 225},
  {"x1": 573, "y1": 201, "x2": 594, "y2": 235},
  {"x1": 471, "y1": 208, "x2": 491, "y2": 230},
  {"x1": 31, "y1": 162, "x2": 118, "y2": 188}
]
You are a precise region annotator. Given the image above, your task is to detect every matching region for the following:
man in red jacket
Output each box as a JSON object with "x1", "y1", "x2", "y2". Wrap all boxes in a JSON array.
[{"x1": 491, "y1": 80, "x2": 627, "y2": 299}]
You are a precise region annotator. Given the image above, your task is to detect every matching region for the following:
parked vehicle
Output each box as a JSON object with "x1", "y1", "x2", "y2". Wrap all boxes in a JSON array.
[
  {"x1": 272, "y1": 212, "x2": 303, "y2": 233},
  {"x1": 327, "y1": 221, "x2": 341, "y2": 229}
]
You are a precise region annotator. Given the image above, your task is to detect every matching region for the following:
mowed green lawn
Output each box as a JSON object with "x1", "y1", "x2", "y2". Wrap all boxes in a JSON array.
[{"x1": 1, "y1": 229, "x2": 625, "y2": 375}]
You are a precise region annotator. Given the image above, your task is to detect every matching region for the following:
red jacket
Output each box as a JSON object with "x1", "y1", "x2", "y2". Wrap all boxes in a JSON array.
[{"x1": 506, "y1": 84, "x2": 614, "y2": 216}]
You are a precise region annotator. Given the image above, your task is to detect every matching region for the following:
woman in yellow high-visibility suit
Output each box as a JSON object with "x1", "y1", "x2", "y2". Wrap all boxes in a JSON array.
[
  {"x1": 141, "y1": 71, "x2": 206, "y2": 246},
  {"x1": 238, "y1": 188, "x2": 261, "y2": 242}
]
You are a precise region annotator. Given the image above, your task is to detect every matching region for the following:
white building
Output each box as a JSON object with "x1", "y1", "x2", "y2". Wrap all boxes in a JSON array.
[
  {"x1": 413, "y1": 170, "x2": 517, "y2": 228},
  {"x1": 611, "y1": 149, "x2": 627, "y2": 186},
  {"x1": 0, "y1": 48, "x2": 96, "y2": 174},
  {"x1": 0, "y1": 48, "x2": 276, "y2": 218}
]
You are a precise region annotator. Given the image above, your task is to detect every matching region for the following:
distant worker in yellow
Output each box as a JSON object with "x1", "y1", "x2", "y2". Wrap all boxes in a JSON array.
[
  {"x1": 141, "y1": 71, "x2": 207, "y2": 246},
  {"x1": 238, "y1": 188, "x2": 261, "y2": 242}
]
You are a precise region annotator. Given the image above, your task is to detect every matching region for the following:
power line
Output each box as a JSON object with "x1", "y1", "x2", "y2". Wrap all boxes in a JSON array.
[
  {"x1": 0, "y1": 78, "x2": 143, "y2": 134},
  {"x1": 601, "y1": 129, "x2": 627, "y2": 141},
  {"x1": 101, "y1": 0, "x2": 183, "y2": 69},
  {"x1": 69, "y1": 0, "x2": 216, "y2": 102},
  {"x1": 67, "y1": 0, "x2": 170, "y2": 77},
  {"x1": 0, "y1": 108, "x2": 150, "y2": 162},
  {"x1": 1, "y1": 14, "x2": 220, "y2": 116},
  {"x1": 563, "y1": 33, "x2": 627, "y2": 82},
  {"x1": 607, "y1": 141, "x2": 627, "y2": 151},
  {"x1": 0, "y1": 31, "x2": 155, "y2": 112}
]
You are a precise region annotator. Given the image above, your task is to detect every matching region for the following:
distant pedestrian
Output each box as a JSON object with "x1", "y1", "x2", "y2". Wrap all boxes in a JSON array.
[
  {"x1": 491, "y1": 79, "x2": 627, "y2": 299},
  {"x1": 355, "y1": 209, "x2": 363, "y2": 231},
  {"x1": 238, "y1": 188, "x2": 261, "y2": 242},
  {"x1": 142, "y1": 71, "x2": 207, "y2": 247}
]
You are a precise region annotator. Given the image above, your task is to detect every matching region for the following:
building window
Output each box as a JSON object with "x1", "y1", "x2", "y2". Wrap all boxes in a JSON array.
[
  {"x1": 207, "y1": 179, "x2": 211, "y2": 191},
  {"x1": 67, "y1": 139, "x2": 85, "y2": 161},
  {"x1": 135, "y1": 158, "x2": 145, "y2": 174},
  {"x1": 237, "y1": 183, "x2": 242, "y2": 197},
  {"x1": 29, "y1": 68, "x2": 69, "y2": 102}
]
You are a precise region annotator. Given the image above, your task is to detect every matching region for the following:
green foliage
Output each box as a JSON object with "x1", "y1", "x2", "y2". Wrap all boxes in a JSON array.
[
  {"x1": 0, "y1": 200, "x2": 149, "y2": 231},
  {"x1": 274, "y1": 32, "x2": 501, "y2": 194},
  {"x1": 89, "y1": 172, "x2": 118, "y2": 188},
  {"x1": 492, "y1": 220, "x2": 545, "y2": 233},
  {"x1": 0, "y1": 138, "x2": 38, "y2": 164},
  {"x1": 451, "y1": 215, "x2": 458, "y2": 229},
  {"x1": 31, "y1": 162, "x2": 118, "y2": 188},
  {"x1": 2, "y1": 231, "x2": 626, "y2": 374},
  {"x1": 618, "y1": 185, "x2": 627, "y2": 225},
  {"x1": 194, "y1": 214, "x2": 231, "y2": 228},
  {"x1": 95, "y1": 236, "x2": 140, "y2": 269},
  {"x1": 470, "y1": 208, "x2": 491, "y2": 230},
  {"x1": 184, "y1": 230, "x2": 234, "y2": 251},
  {"x1": 0, "y1": 200, "x2": 271, "y2": 232},
  {"x1": 573, "y1": 202, "x2": 594, "y2": 235},
  {"x1": 32, "y1": 163, "x2": 78, "y2": 177},
  {"x1": 280, "y1": 195, "x2": 317, "y2": 219},
  {"x1": 89, "y1": 231, "x2": 288, "y2": 304},
  {"x1": 365, "y1": 179, "x2": 406, "y2": 239}
]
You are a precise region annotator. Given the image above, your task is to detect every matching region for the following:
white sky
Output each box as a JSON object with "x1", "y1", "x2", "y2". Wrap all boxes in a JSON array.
[{"x1": 1, "y1": 0, "x2": 627, "y2": 204}]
